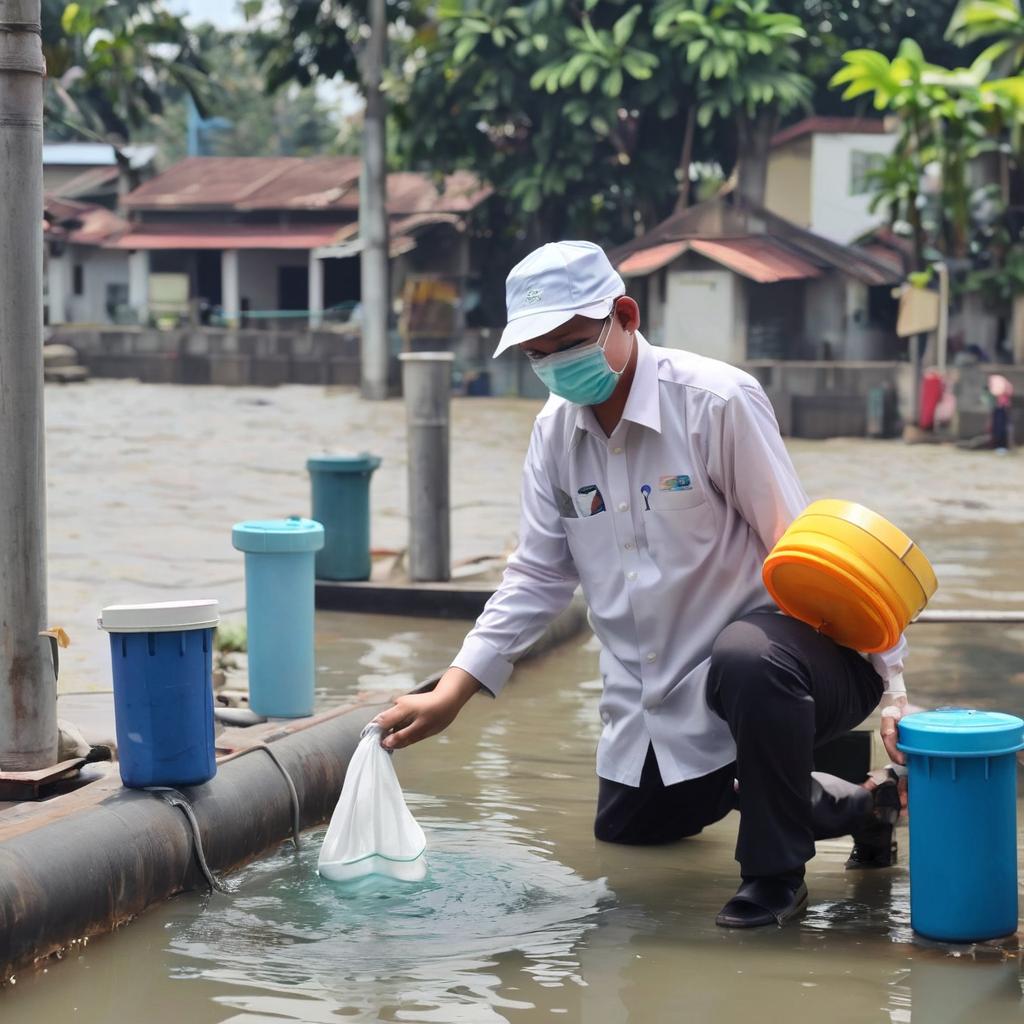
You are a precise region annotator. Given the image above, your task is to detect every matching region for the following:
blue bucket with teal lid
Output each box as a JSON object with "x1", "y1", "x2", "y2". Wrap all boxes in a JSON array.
[
  {"x1": 232, "y1": 517, "x2": 324, "y2": 718},
  {"x1": 99, "y1": 599, "x2": 219, "y2": 789},
  {"x1": 307, "y1": 453, "x2": 381, "y2": 581},
  {"x1": 899, "y1": 708, "x2": 1024, "y2": 942}
]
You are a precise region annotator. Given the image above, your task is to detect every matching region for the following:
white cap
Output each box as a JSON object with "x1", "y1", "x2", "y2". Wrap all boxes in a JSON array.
[{"x1": 494, "y1": 240, "x2": 625, "y2": 358}]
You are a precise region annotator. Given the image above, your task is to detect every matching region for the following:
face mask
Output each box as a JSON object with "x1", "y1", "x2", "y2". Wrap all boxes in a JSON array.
[{"x1": 529, "y1": 317, "x2": 622, "y2": 406}]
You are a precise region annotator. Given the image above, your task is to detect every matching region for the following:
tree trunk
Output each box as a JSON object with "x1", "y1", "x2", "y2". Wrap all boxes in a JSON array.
[
  {"x1": 735, "y1": 110, "x2": 778, "y2": 209},
  {"x1": 674, "y1": 106, "x2": 696, "y2": 213}
]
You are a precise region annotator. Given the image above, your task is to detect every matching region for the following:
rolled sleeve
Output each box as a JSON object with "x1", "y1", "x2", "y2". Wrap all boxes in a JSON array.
[{"x1": 451, "y1": 634, "x2": 514, "y2": 698}]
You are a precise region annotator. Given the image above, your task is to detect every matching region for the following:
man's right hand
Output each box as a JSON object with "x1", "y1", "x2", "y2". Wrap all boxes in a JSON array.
[{"x1": 373, "y1": 667, "x2": 482, "y2": 751}]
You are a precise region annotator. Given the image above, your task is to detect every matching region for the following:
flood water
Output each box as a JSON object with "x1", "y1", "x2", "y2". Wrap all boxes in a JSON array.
[
  {"x1": 6, "y1": 606, "x2": 1024, "y2": 1023},
  {"x1": 4, "y1": 381, "x2": 1022, "y2": 1021}
]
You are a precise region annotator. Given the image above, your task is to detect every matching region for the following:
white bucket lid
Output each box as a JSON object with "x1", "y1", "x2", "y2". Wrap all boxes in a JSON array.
[{"x1": 98, "y1": 599, "x2": 220, "y2": 634}]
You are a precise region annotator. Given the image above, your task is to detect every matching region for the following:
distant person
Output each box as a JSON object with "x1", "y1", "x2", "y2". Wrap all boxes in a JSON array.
[{"x1": 374, "y1": 242, "x2": 908, "y2": 929}]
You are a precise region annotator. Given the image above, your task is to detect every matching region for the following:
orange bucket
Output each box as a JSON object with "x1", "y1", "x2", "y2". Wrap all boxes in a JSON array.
[{"x1": 763, "y1": 499, "x2": 938, "y2": 652}]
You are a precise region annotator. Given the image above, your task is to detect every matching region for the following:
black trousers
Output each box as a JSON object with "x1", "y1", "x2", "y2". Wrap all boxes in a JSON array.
[{"x1": 594, "y1": 611, "x2": 884, "y2": 878}]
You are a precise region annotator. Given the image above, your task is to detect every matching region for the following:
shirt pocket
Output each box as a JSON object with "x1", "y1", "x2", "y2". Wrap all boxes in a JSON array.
[
  {"x1": 560, "y1": 513, "x2": 624, "y2": 612},
  {"x1": 646, "y1": 488, "x2": 707, "y2": 512}
]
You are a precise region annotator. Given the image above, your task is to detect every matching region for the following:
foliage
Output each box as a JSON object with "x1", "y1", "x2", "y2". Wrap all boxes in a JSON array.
[
  {"x1": 652, "y1": 0, "x2": 811, "y2": 129},
  {"x1": 947, "y1": 0, "x2": 1024, "y2": 73},
  {"x1": 215, "y1": 622, "x2": 247, "y2": 654},
  {"x1": 133, "y1": 26, "x2": 347, "y2": 163},
  {"x1": 42, "y1": 0, "x2": 210, "y2": 146},
  {"x1": 831, "y1": 6, "x2": 1024, "y2": 318}
]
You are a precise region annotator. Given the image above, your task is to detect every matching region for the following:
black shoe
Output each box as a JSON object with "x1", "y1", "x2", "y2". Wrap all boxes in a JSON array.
[
  {"x1": 715, "y1": 877, "x2": 809, "y2": 928},
  {"x1": 846, "y1": 768, "x2": 900, "y2": 869}
]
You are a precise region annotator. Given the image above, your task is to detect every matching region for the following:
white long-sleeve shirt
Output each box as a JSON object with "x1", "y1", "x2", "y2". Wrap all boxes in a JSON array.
[{"x1": 453, "y1": 334, "x2": 906, "y2": 786}]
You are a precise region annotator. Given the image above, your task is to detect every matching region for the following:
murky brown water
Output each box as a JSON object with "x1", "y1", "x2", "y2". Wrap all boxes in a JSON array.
[
  {"x1": 6, "y1": 607, "x2": 1024, "y2": 1023},
  {"x1": 6, "y1": 381, "x2": 1022, "y2": 1022}
]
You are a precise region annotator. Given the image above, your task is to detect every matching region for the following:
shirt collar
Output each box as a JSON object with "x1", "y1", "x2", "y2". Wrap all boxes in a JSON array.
[{"x1": 571, "y1": 331, "x2": 662, "y2": 445}]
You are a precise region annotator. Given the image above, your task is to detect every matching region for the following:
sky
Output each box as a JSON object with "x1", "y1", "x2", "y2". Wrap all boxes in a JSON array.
[{"x1": 169, "y1": 0, "x2": 248, "y2": 29}]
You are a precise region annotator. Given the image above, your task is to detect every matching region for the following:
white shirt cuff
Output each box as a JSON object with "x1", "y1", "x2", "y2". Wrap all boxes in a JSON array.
[
  {"x1": 451, "y1": 634, "x2": 514, "y2": 698},
  {"x1": 882, "y1": 672, "x2": 907, "y2": 696}
]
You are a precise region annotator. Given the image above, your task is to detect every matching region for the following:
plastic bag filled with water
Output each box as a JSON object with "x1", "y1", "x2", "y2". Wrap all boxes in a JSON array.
[{"x1": 317, "y1": 723, "x2": 427, "y2": 883}]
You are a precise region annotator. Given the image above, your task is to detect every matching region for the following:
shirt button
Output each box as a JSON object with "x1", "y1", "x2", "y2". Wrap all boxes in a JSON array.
[
  {"x1": 646, "y1": 652, "x2": 658, "y2": 663},
  {"x1": 612, "y1": 446, "x2": 623, "y2": 454},
  {"x1": 624, "y1": 541, "x2": 634, "y2": 550},
  {"x1": 618, "y1": 502, "x2": 628, "y2": 512},
  {"x1": 627, "y1": 570, "x2": 637, "y2": 581}
]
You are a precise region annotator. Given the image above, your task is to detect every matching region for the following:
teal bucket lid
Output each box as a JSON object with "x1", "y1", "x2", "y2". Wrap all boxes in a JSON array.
[
  {"x1": 307, "y1": 452, "x2": 382, "y2": 474},
  {"x1": 232, "y1": 516, "x2": 325, "y2": 554},
  {"x1": 898, "y1": 707, "x2": 1024, "y2": 758}
]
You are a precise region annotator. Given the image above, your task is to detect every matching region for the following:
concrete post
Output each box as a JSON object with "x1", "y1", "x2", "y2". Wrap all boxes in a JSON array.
[
  {"x1": 0, "y1": 0, "x2": 56, "y2": 770},
  {"x1": 128, "y1": 249, "x2": 149, "y2": 325},
  {"x1": 221, "y1": 248, "x2": 239, "y2": 326},
  {"x1": 399, "y1": 353, "x2": 453, "y2": 582},
  {"x1": 359, "y1": 0, "x2": 390, "y2": 400},
  {"x1": 46, "y1": 248, "x2": 68, "y2": 325},
  {"x1": 308, "y1": 251, "x2": 324, "y2": 328}
]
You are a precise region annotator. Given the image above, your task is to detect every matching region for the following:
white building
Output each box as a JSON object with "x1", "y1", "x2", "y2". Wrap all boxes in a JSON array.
[{"x1": 764, "y1": 117, "x2": 897, "y2": 245}]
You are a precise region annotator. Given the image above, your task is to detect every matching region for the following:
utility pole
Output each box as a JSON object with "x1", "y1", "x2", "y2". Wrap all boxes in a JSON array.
[
  {"x1": 360, "y1": 0, "x2": 390, "y2": 400},
  {"x1": 0, "y1": 0, "x2": 56, "y2": 770}
]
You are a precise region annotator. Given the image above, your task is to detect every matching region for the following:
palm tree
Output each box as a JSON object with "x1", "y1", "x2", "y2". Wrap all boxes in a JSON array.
[
  {"x1": 653, "y1": 0, "x2": 813, "y2": 208},
  {"x1": 947, "y1": 0, "x2": 1024, "y2": 73}
]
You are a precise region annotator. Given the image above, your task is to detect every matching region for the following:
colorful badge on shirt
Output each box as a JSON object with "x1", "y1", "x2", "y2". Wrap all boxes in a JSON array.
[{"x1": 659, "y1": 474, "x2": 693, "y2": 492}]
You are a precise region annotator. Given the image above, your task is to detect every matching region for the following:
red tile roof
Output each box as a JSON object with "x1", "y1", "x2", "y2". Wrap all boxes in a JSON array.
[
  {"x1": 689, "y1": 237, "x2": 822, "y2": 283},
  {"x1": 121, "y1": 157, "x2": 490, "y2": 214},
  {"x1": 771, "y1": 116, "x2": 891, "y2": 149}
]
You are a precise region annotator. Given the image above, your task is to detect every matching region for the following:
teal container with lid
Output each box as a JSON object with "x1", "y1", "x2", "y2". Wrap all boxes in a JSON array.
[
  {"x1": 307, "y1": 453, "x2": 381, "y2": 581},
  {"x1": 899, "y1": 708, "x2": 1024, "y2": 942},
  {"x1": 232, "y1": 517, "x2": 324, "y2": 718}
]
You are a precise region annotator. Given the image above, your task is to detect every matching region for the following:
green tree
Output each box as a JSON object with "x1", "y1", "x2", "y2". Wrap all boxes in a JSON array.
[
  {"x1": 652, "y1": 0, "x2": 812, "y2": 206},
  {"x1": 947, "y1": 0, "x2": 1024, "y2": 72},
  {"x1": 43, "y1": 0, "x2": 210, "y2": 151},
  {"x1": 136, "y1": 26, "x2": 346, "y2": 163}
]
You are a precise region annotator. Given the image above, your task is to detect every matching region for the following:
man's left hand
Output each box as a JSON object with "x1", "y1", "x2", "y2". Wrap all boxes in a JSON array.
[{"x1": 879, "y1": 692, "x2": 908, "y2": 766}]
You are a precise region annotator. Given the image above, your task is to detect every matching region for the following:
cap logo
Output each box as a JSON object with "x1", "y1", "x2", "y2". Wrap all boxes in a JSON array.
[{"x1": 524, "y1": 287, "x2": 544, "y2": 306}]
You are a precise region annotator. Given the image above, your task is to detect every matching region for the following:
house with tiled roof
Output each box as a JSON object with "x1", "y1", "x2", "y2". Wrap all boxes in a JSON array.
[{"x1": 45, "y1": 155, "x2": 491, "y2": 332}]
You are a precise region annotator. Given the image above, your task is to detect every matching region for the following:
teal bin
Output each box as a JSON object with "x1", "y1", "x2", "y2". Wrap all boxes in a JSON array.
[
  {"x1": 899, "y1": 708, "x2": 1024, "y2": 942},
  {"x1": 232, "y1": 517, "x2": 324, "y2": 718},
  {"x1": 307, "y1": 454, "x2": 381, "y2": 581}
]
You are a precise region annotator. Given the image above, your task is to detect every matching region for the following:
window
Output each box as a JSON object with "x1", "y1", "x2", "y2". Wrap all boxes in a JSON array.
[
  {"x1": 849, "y1": 150, "x2": 886, "y2": 196},
  {"x1": 72, "y1": 263, "x2": 84, "y2": 296}
]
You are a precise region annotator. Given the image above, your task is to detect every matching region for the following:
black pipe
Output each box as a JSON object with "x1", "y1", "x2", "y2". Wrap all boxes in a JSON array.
[{"x1": 0, "y1": 703, "x2": 379, "y2": 977}]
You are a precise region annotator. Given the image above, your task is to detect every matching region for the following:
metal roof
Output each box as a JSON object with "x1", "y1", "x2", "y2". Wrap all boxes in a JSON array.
[
  {"x1": 42, "y1": 143, "x2": 157, "y2": 168},
  {"x1": 618, "y1": 241, "x2": 688, "y2": 278},
  {"x1": 105, "y1": 223, "x2": 347, "y2": 251},
  {"x1": 609, "y1": 193, "x2": 900, "y2": 287},
  {"x1": 121, "y1": 157, "x2": 490, "y2": 215},
  {"x1": 689, "y1": 237, "x2": 822, "y2": 283}
]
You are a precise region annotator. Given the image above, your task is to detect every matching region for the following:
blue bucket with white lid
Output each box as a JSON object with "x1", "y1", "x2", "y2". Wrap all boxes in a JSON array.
[
  {"x1": 232, "y1": 516, "x2": 324, "y2": 718},
  {"x1": 899, "y1": 708, "x2": 1024, "y2": 942},
  {"x1": 99, "y1": 599, "x2": 219, "y2": 789}
]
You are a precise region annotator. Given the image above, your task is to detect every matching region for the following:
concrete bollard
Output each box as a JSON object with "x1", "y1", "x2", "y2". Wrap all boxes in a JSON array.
[{"x1": 399, "y1": 352, "x2": 453, "y2": 582}]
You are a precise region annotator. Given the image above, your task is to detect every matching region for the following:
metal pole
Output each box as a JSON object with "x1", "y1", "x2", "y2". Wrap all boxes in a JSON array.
[
  {"x1": 359, "y1": 0, "x2": 389, "y2": 401},
  {"x1": 914, "y1": 610, "x2": 1024, "y2": 624},
  {"x1": 0, "y1": 0, "x2": 56, "y2": 770},
  {"x1": 399, "y1": 353, "x2": 453, "y2": 582}
]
